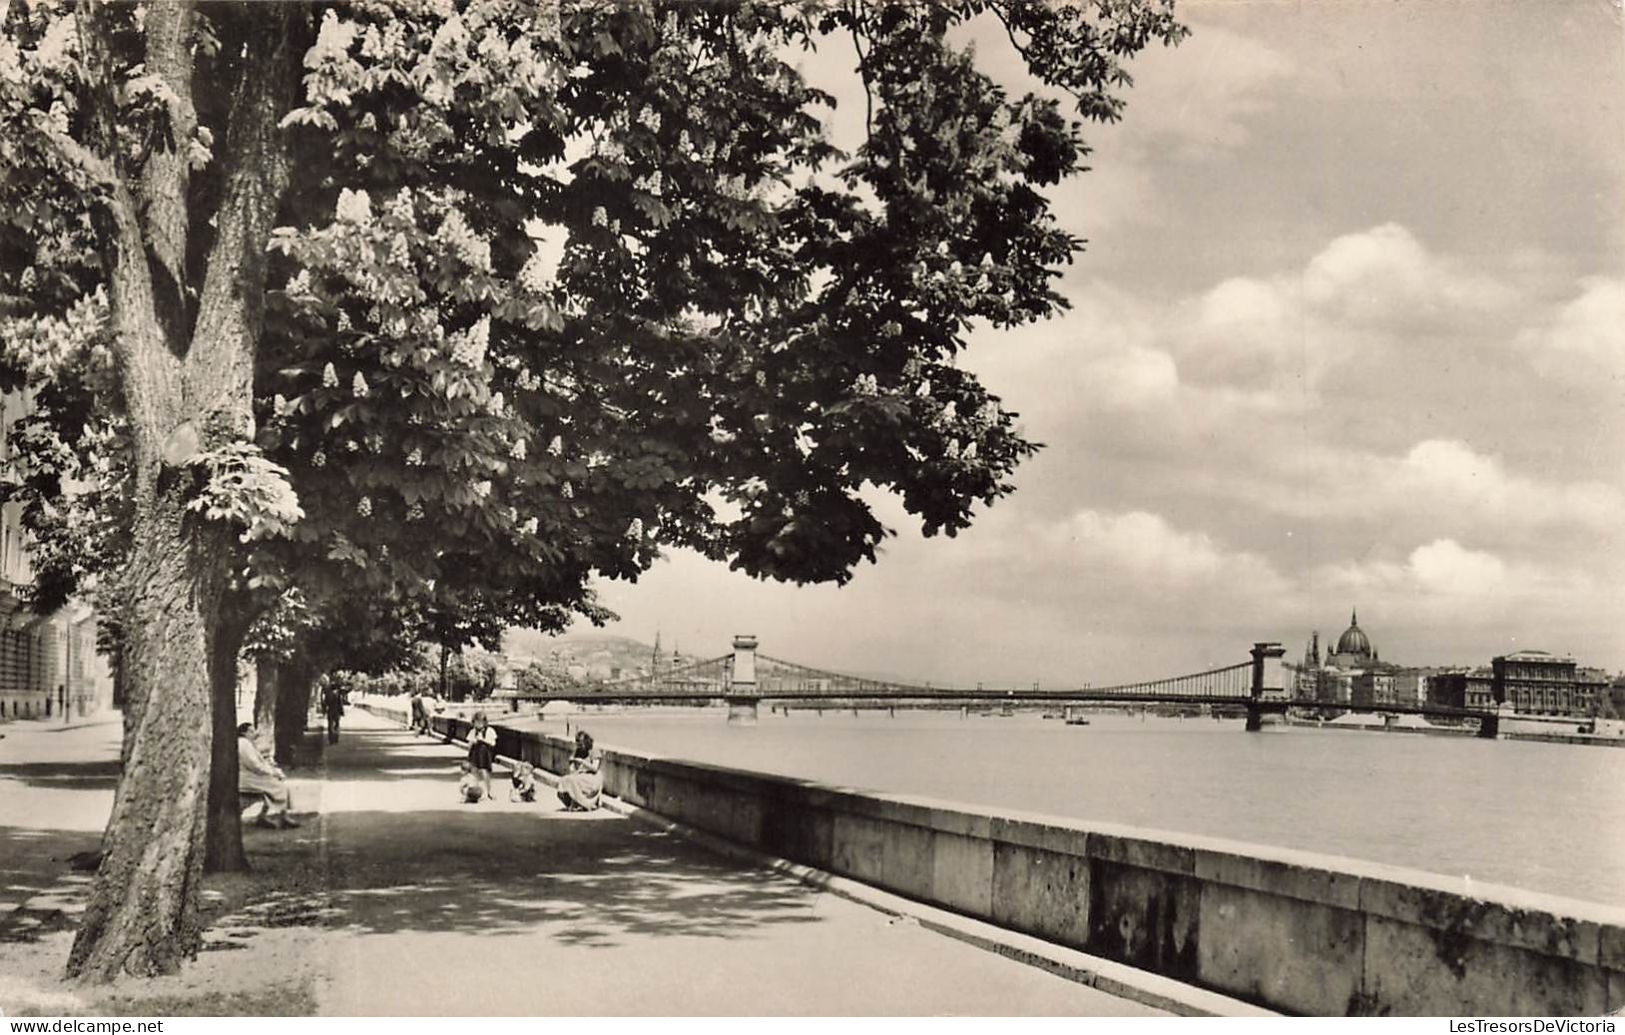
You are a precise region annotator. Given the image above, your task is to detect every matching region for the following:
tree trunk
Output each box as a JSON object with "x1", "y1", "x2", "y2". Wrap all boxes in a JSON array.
[
  {"x1": 204, "y1": 600, "x2": 253, "y2": 874},
  {"x1": 66, "y1": 491, "x2": 227, "y2": 980},
  {"x1": 274, "y1": 660, "x2": 316, "y2": 766},
  {"x1": 253, "y1": 656, "x2": 279, "y2": 758},
  {"x1": 65, "y1": 3, "x2": 303, "y2": 981}
]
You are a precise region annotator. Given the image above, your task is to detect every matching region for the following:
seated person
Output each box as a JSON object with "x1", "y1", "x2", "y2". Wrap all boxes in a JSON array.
[
  {"x1": 556, "y1": 731, "x2": 602, "y2": 812},
  {"x1": 458, "y1": 760, "x2": 484, "y2": 804},
  {"x1": 509, "y1": 761, "x2": 538, "y2": 803},
  {"x1": 237, "y1": 723, "x2": 299, "y2": 829}
]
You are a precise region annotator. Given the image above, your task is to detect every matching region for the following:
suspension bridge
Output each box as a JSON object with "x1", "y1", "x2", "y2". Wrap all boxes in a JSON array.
[{"x1": 510, "y1": 638, "x2": 1508, "y2": 736}]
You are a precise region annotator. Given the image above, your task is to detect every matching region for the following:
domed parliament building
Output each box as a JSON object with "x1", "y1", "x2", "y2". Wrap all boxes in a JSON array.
[{"x1": 1296, "y1": 610, "x2": 1412, "y2": 707}]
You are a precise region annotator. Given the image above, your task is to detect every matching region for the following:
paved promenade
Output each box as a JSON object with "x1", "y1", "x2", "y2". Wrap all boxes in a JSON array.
[{"x1": 1, "y1": 710, "x2": 1165, "y2": 1016}]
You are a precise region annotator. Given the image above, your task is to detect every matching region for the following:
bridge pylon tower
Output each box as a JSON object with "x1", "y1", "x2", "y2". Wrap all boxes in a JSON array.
[
  {"x1": 1247, "y1": 641, "x2": 1286, "y2": 732},
  {"x1": 727, "y1": 634, "x2": 760, "y2": 725}
]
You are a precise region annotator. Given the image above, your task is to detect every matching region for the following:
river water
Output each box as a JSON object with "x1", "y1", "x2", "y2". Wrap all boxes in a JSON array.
[{"x1": 512, "y1": 708, "x2": 1625, "y2": 908}]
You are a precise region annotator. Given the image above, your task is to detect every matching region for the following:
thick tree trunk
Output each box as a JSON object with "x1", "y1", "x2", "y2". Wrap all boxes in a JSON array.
[
  {"x1": 274, "y1": 661, "x2": 316, "y2": 767},
  {"x1": 66, "y1": 491, "x2": 226, "y2": 980},
  {"x1": 66, "y1": 3, "x2": 303, "y2": 981},
  {"x1": 253, "y1": 657, "x2": 279, "y2": 758},
  {"x1": 204, "y1": 601, "x2": 253, "y2": 873}
]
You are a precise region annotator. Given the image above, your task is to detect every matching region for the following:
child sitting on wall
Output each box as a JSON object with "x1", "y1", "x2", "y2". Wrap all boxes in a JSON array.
[{"x1": 509, "y1": 761, "x2": 538, "y2": 803}]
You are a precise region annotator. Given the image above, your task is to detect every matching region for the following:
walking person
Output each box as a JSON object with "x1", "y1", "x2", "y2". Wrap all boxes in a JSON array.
[
  {"x1": 467, "y1": 710, "x2": 497, "y2": 801},
  {"x1": 322, "y1": 683, "x2": 345, "y2": 744}
]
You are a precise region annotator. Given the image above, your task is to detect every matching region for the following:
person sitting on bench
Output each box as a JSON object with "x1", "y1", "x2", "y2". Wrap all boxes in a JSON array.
[{"x1": 237, "y1": 723, "x2": 299, "y2": 829}]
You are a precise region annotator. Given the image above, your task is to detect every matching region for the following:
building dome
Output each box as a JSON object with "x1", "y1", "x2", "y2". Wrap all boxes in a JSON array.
[{"x1": 1335, "y1": 609, "x2": 1372, "y2": 658}]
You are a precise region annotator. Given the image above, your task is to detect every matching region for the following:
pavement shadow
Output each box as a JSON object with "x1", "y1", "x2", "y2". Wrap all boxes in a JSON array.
[
  {"x1": 0, "y1": 759, "x2": 123, "y2": 792},
  {"x1": 311, "y1": 808, "x2": 823, "y2": 949}
]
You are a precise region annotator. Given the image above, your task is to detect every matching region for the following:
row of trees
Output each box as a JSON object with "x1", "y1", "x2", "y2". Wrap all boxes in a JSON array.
[
  {"x1": 0, "y1": 0, "x2": 1184, "y2": 983},
  {"x1": 326, "y1": 646, "x2": 506, "y2": 702}
]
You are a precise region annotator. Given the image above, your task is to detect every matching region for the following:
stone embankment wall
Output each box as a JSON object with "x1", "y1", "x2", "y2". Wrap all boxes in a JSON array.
[{"x1": 363, "y1": 701, "x2": 1625, "y2": 1016}]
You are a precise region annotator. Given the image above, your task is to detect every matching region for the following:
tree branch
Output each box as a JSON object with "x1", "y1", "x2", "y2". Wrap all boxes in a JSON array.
[
  {"x1": 184, "y1": 4, "x2": 304, "y2": 441},
  {"x1": 846, "y1": 3, "x2": 873, "y2": 142},
  {"x1": 137, "y1": 1, "x2": 198, "y2": 348}
]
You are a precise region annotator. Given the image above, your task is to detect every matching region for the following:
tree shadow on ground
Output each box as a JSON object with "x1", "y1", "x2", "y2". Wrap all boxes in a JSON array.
[{"x1": 224, "y1": 806, "x2": 825, "y2": 952}]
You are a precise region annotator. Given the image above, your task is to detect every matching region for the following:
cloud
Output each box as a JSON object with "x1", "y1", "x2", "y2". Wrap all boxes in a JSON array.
[
  {"x1": 1121, "y1": 24, "x2": 1297, "y2": 160},
  {"x1": 1031, "y1": 23, "x2": 1297, "y2": 232},
  {"x1": 1323, "y1": 539, "x2": 1507, "y2": 599},
  {"x1": 1171, "y1": 224, "x2": 1518, "y2": 402},
  {"x1": 1516, "y1": 275, "x2": 1625, "y2": 382},
  {"x1": 1300, "y1": 223, "x2": 1509, "y2": 324}
]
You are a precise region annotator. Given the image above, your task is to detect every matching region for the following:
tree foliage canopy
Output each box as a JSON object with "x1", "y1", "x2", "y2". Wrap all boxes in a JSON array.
[{"x1": 4, "y1": 0, "x2": 1185, "y2": 627}]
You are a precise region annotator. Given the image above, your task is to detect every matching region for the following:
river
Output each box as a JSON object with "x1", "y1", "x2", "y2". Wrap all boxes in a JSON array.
[{"x1": 509, "y1": 708, "x2": 1625, "y2": 908}]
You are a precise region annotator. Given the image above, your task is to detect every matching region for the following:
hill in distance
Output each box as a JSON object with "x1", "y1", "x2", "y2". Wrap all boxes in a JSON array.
[{"x1": 503, "y1": 627, "x2": 702, "y2": 680}]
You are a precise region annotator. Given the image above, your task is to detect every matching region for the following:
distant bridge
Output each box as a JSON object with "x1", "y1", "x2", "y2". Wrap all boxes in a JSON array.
[{"x1": 511, "y1": 638, "x2": 1508, "y2": 736}]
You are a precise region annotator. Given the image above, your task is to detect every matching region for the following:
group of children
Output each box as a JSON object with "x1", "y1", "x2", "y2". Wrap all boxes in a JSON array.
[
  {"x1": 454, "y1": 710, "x2": 602, "y2": 812},
  {"x1": 457, "y1": 759, "x2": 538, "y2": 803}
]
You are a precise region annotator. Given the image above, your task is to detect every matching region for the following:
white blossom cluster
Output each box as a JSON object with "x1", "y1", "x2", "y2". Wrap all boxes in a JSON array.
[
  {"x1": 852, "y1": 374, "x2": 879, "y2": 397},
  {"x1": 517, "y1": 249, "x2": 551, "y2": 294},
  {"x1": 449, "y1": 316, "x2": 490, "y2": 367},
  {"x1": 335, "y1": 188, "x2": 372, "y2": 224},
  {"x1": 323, "y1": 361, "x2": 340, "y2": 388},
  {"x1": 356, "y1": 496, "x2": 372, "y2": 517},
  {"x1": 510, "y1": 438, "x2": 527, "y2": 460},
  {"x1": 436, "y1": 209, "x2": 492, "y2": 273}
]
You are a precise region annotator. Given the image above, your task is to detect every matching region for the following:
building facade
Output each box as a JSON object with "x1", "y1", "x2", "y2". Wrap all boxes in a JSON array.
[
  {"x1": 0, "y1": 390, "x2": 116, "y2": 722},
  {"x1": 1428, "y1": 668, "x2": 1495, "y2": 711},
  {"x1": 1491, "y1": 651, "x2": 1607, "y2": 717}
]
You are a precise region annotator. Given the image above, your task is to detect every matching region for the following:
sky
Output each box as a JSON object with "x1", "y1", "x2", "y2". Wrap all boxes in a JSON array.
[{"x1": 575, "y1": 0, "x2": 1625, "y2": 687}]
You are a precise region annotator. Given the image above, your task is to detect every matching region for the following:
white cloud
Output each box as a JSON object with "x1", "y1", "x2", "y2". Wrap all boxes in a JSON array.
[
  {"x1": 1300, "y1": 223, "x2": 1508, "y2": 323},
  {"x1": 1405, "y1": 539, "x2": 1507, "y2": 596},
  {"x1": 1517, "y1": 275, "x2": 1625, "y2": 382},
  {"x1": 1170, "y1": 224, "x2": 1517, "y2": 401},
  {"x1": 1318, "y1": 539, "x2": 1509, "y2": 599}
]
